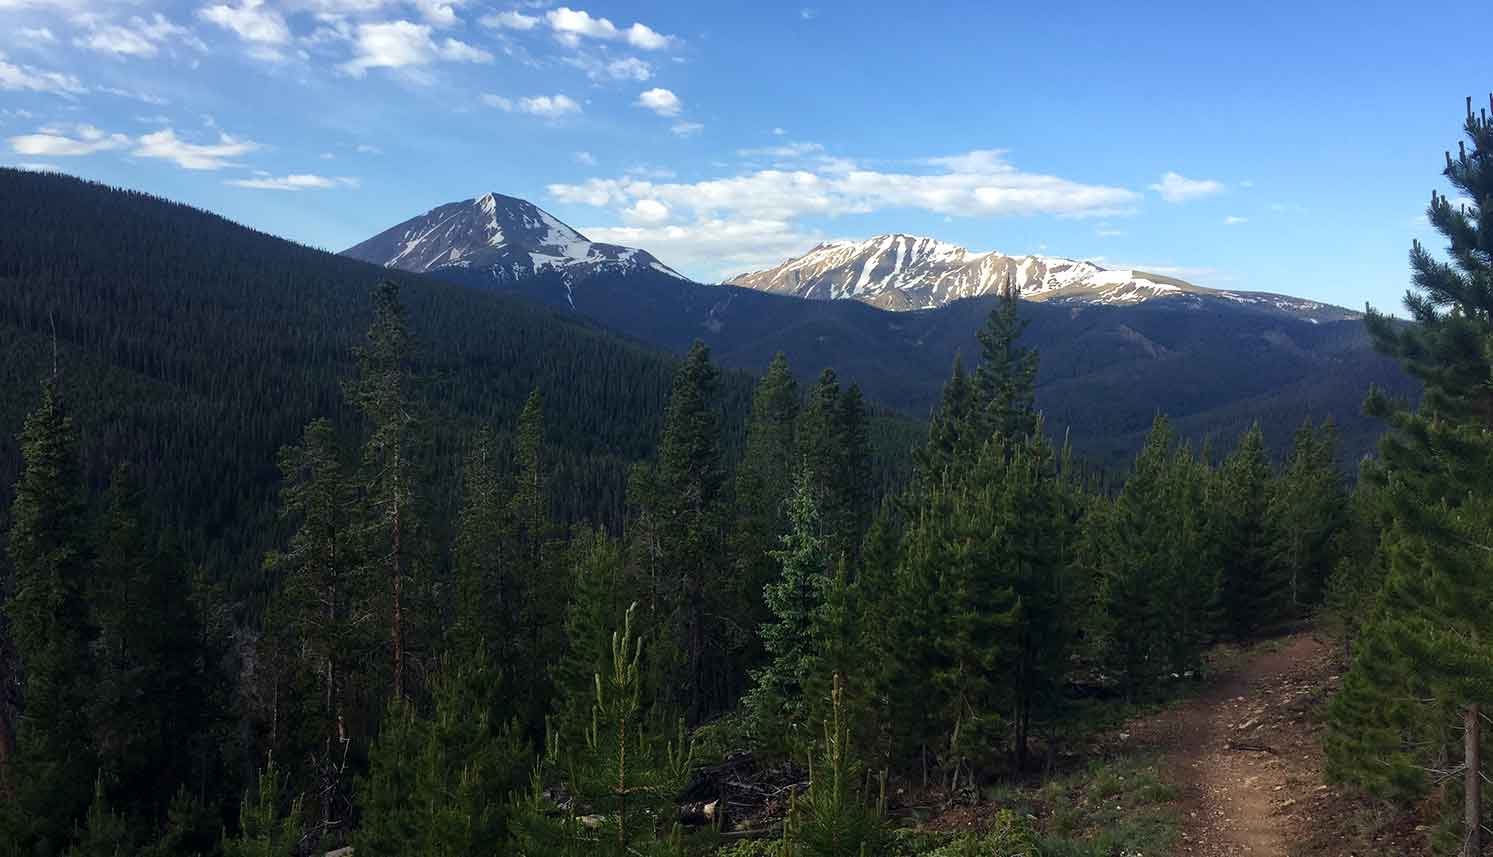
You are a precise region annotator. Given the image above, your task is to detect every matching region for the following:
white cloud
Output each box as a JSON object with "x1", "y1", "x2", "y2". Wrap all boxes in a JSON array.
[
  {"x1": 0, "y1": 52, "x2": 86, "y2": 95},
  {"x1": 11, "y1": 162, "x2": 59, "y2": 171},
  {"x1": 9, "y1": 124, "x2": 129, "y2": 156},
  {"x1": 517, "y1": 94, "x2": 580, "y2": 117},
  {"x1": 771, "y1": 127, "x2": 786, "y2": 136},
  {"x1": 74, "y1": 14, "x2": 204, "y2": 59},
  {"x1": 199, "y1": 0, "x2": 290, "y2": 44},
  {"x1": 339, "y1": 20, "x2": 492, "y2": 76},
  {"x1": 573, "y1": 150, "x2": 596, "y2": 166},
  {"x1": 622, "y1": 198, "x2": 670, "y2": 225},
  {"x1": 800, "y1": 8, "x2": 817, "y2": 19},
  {"x1": 484, "y1": 93, "x2": 581, "y2": 117},
  {"x1": 636, "y1": 87, "x2": 680, "y2": 116},
  {"x1": 671, "y1": 121, "x2": 702, "y2": 137},
  {"x1": 227, "y1": 173, "x2": 360, "y2": 190},
  {"x1": 584, "y1": 218, "x2": 818, "y2": 280},
  {"x1": 412, "y1": 0, "x2": 460, "y2": 27},
  {"x1": 1095, "y1": 227, "x2": 1123, "y2": 237},
  {"x1": 1223, "y1": 215, "x2": 1247, "y2": 225},
  {"x1": 1149, "y1": 170, "x2": 1224, "y2": 203},
  {"x1": 19, "y1": 27, "x2": 56, "y2": 42},
  {"x1": 355, "y1": 143, "x2": 382, "y2": 154},
  {"x1": 134, "y1": 128, "x2": 261, "y2": 169},
  {"x1": 545, "y1": 6, "x2": 675, "y2": 50},
  {"x1": 551, "y1": 151, "x2": 1139, "y2": 221},
  {"x1": 481, "y1": 9, "x2": 537, "y2": 29}
]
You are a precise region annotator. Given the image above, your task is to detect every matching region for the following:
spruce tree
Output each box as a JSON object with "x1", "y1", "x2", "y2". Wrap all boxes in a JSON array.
[
  {"x1": 1268, "y1": 420, "x2": 1347, "y2": 611},
  {"x1": 1213, "y1": 424, "x2": 1283, "y2": 639},
  {"x1": 2, "y1": 377, "x2": 96, "y2": 854},
  {"x1": 451, "y1": 429, "x2": 507, "y2": 660},
  {"x1": 729, "y1": 354, "x2": 801, "y2": 694},
  {"x1": 551, "y1": 528, "x2": 631, "y2": 744},
  {"x1": 260, "y1": 417, "x2": 362, "y2": 834},
  {"x1": 746, "y1": 468, "x2": 834, "y2": 745},
  {"x1": 66, "y1": 779, "x2": 130, "y2": 857},
  {"x1": 346, "y1": 280, "x2": 422, "y2": 702},
  {"x1": 1329, "y1": 95, "x2": 1493, "y2": 857},
  {"x1": 917, "y1": 355, "x2": 976, "y2": 480},
  {"x1": 507, "y1": 390, "x2": 564, "y2": 735},
  {"x1": 972, "y1": 290, "x2": 1039, "y2": 443},
  {"x1": 653, "y1": 341, "x2": 725, "y2": 721}
]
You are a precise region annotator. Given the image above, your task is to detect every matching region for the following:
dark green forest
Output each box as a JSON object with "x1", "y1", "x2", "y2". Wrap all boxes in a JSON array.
[{"x1": 1, "y1": 97, "x2": 1490, "y2": 857}]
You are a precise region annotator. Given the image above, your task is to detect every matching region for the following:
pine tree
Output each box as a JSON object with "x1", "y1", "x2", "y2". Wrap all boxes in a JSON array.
[
  {"x1": 2, "y1": 377, "x2": 96, "y2": 854},
  {"x1": 512, "y1": 604, "x2": 691, "y2": 857},
  {"x1": 1213, "y1": 424, "x2": 1283, "y2": 639},
  {"x1": 260, "y1": 418, "x2": 362, "y2": 835},
  {"x1": 551, "y1": 528, "x2": 631, "y2": 744},
  {"x1": 507, "y1": 390, "x2": 564, "y2": 735},
  {"x1": 1327, "y1": 95, "x2": 1493, "y2": 856},
  {"x1": 730, "y1": 354, "x2": 801, "y2": 667},
  {"x1": 90, "y1": 466, "x2": 217, "y2": 834},
  {"x1": 782, "y1": 675, "x2": 886, "y2": 857},
  {"x1": 346, "y1": 280, "x2": 422, "y2": 702},
  {"x1": 355, "y1": 645, "x2": 529, "y2": 857},
  {"x1": 653, "y1": 341, "x2": 725, "y2": 721},
  {"x1": 1268, "y1": 420, "x2": 1347, "y2": 611},
  {"x1": 451, "y1": 429, "x2": 506, "y2": 659},
  {"x1": 66, "y1": 779, "x2": 130, "y2": 857},
  {"x1": 916, "y1": 355, "x2": 976, "y2": 480},
  {"x1": 223, "y1": 757, "x2": 303, "y2": 857},
  {"x1": 972, "y1": 290, "x2": 1039, "y2": 444}
]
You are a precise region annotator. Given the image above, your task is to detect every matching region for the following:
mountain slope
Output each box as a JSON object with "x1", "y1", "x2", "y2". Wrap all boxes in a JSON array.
[
  {"x1": 348, "y1": 194, "x2": 1413, "y2": 468},
  {"x1": 343, "y1": 192, "x2": 684, "y2": 307},
  {"x1": 725, "y1": 234, "x2": 1354, "y2": 322}
]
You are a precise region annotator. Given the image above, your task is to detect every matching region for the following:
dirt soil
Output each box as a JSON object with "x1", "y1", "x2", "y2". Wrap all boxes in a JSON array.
[{"x1": 1122, "y1": 630, "x2": 1430, "y2": 857}]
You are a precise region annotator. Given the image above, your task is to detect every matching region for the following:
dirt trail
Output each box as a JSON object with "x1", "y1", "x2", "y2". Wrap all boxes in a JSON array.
[{"x1": 1124, "y1": 632, "x2": 1336, "y2": 857}]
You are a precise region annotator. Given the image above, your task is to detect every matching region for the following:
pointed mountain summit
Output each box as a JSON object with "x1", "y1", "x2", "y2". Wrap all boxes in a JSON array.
[
  {"x1": 344, "y1": 192, "x2": 684, "y2": 304},
  {"x1": 725, "y1": 233, "x2": 1354, "y2": 321}
]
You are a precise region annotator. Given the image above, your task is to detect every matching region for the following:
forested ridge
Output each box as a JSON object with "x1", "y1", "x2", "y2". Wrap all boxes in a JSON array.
[{"x1": 1, "y1": 96, "x2": 1490, "y2": 857}]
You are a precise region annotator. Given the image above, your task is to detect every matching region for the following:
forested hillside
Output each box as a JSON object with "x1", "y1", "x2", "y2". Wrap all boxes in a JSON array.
[{"x1": 0, "y1": 169, "x2": 897, "y2": 593}]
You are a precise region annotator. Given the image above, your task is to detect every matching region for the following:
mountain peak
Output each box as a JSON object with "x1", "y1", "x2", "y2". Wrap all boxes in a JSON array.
[
  {"x1": 724, "y1": 235, "x2": 1354, "y2": 320},
  {"x1": 342, "y1": 192, "x2": 684, "y2": 299}
]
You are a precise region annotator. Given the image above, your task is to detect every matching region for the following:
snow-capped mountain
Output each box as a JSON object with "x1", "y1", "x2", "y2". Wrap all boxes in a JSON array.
[
  {"x1": 343, "y1": 192, "x2": 684, "y2": 304},
  {"x1": 725, "y1": 234, "x2": 1353, "y2": 321}
]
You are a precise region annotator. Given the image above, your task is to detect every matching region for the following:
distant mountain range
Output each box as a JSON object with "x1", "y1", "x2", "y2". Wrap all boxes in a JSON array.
[
  {"x1": 343, "y1": 191, "x2": 1413, "y2": 467},
  {"x1": 725, "y1": 234, "x2": 1355, "y2": 322}
]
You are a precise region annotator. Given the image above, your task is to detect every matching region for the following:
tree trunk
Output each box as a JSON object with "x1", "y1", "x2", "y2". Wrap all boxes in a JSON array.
[
  {"x1": 1466, "y1": 704, "x2": 1481, "y2": 857},
  {"x1": 391, "y1": 454, "x2": 404, "y2": 701}
]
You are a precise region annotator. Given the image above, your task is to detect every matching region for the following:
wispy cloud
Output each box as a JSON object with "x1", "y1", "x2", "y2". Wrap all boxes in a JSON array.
[
  {"x1": 483, "y1": 93, "x2": 582, "y2": 117},
  {"x1": 671, "y1": 121, "x2": 703, "y2": 137},
  {"x1": 1149, "y1": 170, "x2": 1224, "y2": 203},
  {"x1": 9, "y1": 124, "x2": 129, "y2": 156},
  {"x1": 227, "y1": 173, "x2": 359, "y2": 190},
  {"x1": 134, "y1": 128, "x2": 261, "y2": 169},
  {"x1": 0, "y1": 52, "x2": 86, "y2": 96},
  {"x1": 199, "y1": 0, "x2": 290, "y2": 47},
  {"x1": 73, "y1": 13, "x2": 205, "y2": 59},
  {"x1": 1223, "y1": 215, "x2": 1247, "y2": 225}
]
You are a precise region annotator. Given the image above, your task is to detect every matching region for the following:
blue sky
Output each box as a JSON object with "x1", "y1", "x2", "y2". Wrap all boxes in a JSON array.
[{"x1": 1, "y1": 0, "x2": 1487, "y2": 311}]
